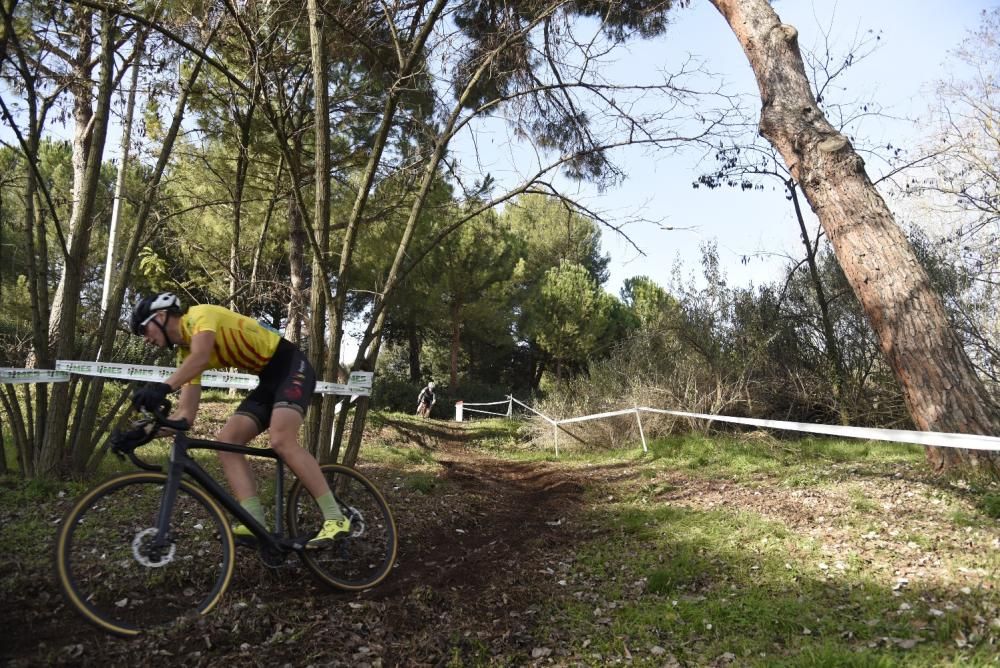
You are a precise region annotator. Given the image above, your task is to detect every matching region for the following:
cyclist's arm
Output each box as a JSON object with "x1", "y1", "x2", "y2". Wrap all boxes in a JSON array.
[
  {"x1": 164, "y1": 330, "x2": 215, "y2": 390},
  {"x1": 157, "y1": 383, "x2": 200, "y2": 436},
  {"x1": 174, "y1": 383, "x2": 201, "y2": 424},
  {"x1": 158, "y1": 330, "x2": 213, "y2": 429}
]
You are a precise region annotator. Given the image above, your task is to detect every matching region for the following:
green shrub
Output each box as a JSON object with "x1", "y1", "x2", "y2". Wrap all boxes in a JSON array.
[
  {"x1": 371, "y1": 375, "x2": 423, "y2": 414},
  {"x1": 978, "y1": 492, "x2": 1000, "y2": 519}
]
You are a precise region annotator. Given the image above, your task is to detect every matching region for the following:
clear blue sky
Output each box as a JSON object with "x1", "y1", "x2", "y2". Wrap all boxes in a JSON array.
[{"x1": 453, "y1": 0, "x2": 995, "y2": 297}]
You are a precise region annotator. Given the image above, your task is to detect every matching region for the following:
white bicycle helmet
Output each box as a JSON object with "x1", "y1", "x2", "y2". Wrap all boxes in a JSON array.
[{"x1": 130, "y1": 292, "x2": 182, "y2": 346}]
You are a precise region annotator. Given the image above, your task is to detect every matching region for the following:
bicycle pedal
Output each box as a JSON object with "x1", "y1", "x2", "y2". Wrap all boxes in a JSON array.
[
  {"x1": 288, "y1": 538, "x2": 309, "y2": 551},
  {"x1": 234, "y1": 535, "x2": 259, "y2": 549}
]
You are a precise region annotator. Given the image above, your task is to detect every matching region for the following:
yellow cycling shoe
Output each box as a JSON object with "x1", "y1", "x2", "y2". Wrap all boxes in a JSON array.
[
  {"x1": 306, "y1": 518, "x2": 351, "y2": 550},
  {"x1": 232, "y1": 523, "x2": 261, "y2": 547}
]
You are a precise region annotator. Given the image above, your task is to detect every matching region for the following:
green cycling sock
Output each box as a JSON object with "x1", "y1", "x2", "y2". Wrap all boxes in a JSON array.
[
  {"x1": 315, "y1": 492, "x2": 345, "y2": 522},
  {"x1": 240, "y1": 495, "x2": 267, "y2": 527}
]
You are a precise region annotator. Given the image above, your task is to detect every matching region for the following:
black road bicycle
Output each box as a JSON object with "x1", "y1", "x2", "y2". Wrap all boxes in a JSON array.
[{"x1": 55, "y1": 404, "x2": 398, "y2": 637}]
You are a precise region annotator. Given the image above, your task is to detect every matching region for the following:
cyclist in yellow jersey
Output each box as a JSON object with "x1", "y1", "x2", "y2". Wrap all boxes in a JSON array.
[
  {"x1": 179, "y1": 304, "x2": 281, "y2": 375},
  {"x1": 129, "y1": 293, "x2": 349, "y2": 549}
]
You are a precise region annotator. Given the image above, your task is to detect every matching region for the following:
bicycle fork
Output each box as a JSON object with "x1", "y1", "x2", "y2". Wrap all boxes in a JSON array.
[{"x1": 143, "y1": 442, "x2": 186, "y2": 563}]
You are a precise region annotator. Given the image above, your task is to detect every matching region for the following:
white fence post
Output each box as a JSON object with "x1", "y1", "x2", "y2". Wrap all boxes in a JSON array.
[
  {"x1": 634, "y1": 407, "x2": 648, "y2": 453},
  {"x1": 455, "y1": 401, "x2": 463, "y2": 422}
]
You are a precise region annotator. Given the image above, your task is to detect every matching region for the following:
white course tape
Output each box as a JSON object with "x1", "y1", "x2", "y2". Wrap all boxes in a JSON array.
[
  {"x1": 510, "y1": 395, "x2": 556, "y2": 425},
  {"x1": 557, "y1": 408, "x2": 637, "y2": 425},
  {"x1": 316, "y1": 370, "x2": 374, "y2": 396},
  {"x1": 639, "y1": 407, "x2": 1000, "y2": 452},
  {"x1": 42, "y1": 361, "x2": 373, "y2": 396},
  {"x1": 0, "y1": 368, "x2": 70, "y2": 384},
  {"x1": 463, "y1": 407, "x2": 509, "y2": 417},
  {"x1": 462, "y1": 399, "x2": 510, "y2": 407}
]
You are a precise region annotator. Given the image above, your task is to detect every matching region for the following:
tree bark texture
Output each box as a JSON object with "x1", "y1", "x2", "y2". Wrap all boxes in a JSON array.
[
  {"x1": 408, "y1": 319, "x2": 421, "y2": 383},
  {"x1": 710, "y1": 0, "x2": 1000, "y2": 470},
  {"x1": 229, "y1": 109, "x2": 252, "y2": 312},
  {"x1": 286, "y1": 189, "x2": 306, "y2": 345},
  {"x1": 77, "y1": 33, "x2": 211, "y2": 478},
  {"x1": 305, "y1": 0, "x2": 332, "y2": 457},
  {"x1": 48, "y1": 8, "x2": 96, "y2": 345},
  {"x1": 450, "y1": 300, "x2": 462, "y2": 389},
  {"x1": 40, "y1": 9, "x2": 115, "y2": 476}
]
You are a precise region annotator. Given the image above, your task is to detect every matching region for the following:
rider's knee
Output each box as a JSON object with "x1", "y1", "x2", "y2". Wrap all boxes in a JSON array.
[{"x1": 269, "y1": 434, "x2": 299, "y2": 455}]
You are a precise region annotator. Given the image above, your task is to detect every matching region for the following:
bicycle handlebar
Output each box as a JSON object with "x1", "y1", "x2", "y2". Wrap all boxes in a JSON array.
[
  {"x1": 147, "y1": 401, "x2": 191, "y2": 432},
  {"x1": 109, "y1": 400, "x2": 191, "y2": 470}
]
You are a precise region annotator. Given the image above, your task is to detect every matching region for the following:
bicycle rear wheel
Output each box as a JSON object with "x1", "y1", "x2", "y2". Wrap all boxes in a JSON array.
[
  {"x1": 55, "y1": 472, "x2": 235, "y2": 636},
  {"x1": 288, "y1": 464, "x2": 397, "y2": 590}
]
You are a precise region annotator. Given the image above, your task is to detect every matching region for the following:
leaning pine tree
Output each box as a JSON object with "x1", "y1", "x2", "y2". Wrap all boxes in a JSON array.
[{"x1": 709, "y1": 0, "x2": 1000, "y2": 472}]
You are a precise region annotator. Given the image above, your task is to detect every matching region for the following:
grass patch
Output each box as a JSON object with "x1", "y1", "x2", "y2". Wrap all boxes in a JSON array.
[
  {"x1": 646, "y1": 434, "x2": 924, "y2": 483},
  {"x1": 363, "y1": 443, "x2": 437, "y2": 468},
  {"x1": 497, "y1": 430, "x2": 998, "y2": 666},
  {"x1": 540, "y1": 496, "x2": 1000, "y2": 666},
  {"x1": 405, "y1": 472, "x2": 439, "y2": 494},
  {"x1": 977, "y1": 492, "x2": 1000, "y2": 519},
  {"x1": 847, "y1": 485, "x2": 879, "y2": 513}
]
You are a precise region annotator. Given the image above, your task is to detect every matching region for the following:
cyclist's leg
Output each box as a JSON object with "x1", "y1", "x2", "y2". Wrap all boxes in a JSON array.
[
  {"x1": 215, "y1": 412, "x2": 262, "y2": 500},
  {"x1": 268, "y1": 406, "x2": 330, "y2": 500},
  {"x1": 265, "y1": 343, "x2": 328, "y2": 501},
  {"x1": 270, "y1": 406, "x2": 351, "y2": 546}
]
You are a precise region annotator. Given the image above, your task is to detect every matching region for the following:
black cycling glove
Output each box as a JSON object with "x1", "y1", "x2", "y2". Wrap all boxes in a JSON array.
[{"x1": 132, "y1": 382, "x2": 172, "y2": 412}]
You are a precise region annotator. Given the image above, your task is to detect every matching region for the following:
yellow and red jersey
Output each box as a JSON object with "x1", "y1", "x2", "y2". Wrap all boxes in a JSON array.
[{"x1": 177, "y1": 304, "x2": 281, "y2": 384}]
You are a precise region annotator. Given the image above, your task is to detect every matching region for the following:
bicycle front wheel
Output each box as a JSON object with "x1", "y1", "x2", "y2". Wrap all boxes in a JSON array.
[
  {"x1": 55, "y1": 472, "x2": 235, "y2": 636},
  {"x1": 288, "y1": 464, "x2": 398, "y2": 590}
]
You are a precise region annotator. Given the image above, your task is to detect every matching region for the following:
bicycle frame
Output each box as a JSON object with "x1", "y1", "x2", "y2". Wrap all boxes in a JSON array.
[{"x1": 148, "y1": 432, "x2": 307, "y2": 554}]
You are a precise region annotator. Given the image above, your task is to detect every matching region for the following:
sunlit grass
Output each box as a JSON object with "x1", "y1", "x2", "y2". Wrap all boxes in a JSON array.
[
  {"x1": 401, "y1": 419, "x2": 998, "y2": 666},
  {"x1": 645, "y1": 433, "x2": 924, "y2": 481},
  {"x1": 543, "y1": 497, "x2": 1000, "y2": 666}
]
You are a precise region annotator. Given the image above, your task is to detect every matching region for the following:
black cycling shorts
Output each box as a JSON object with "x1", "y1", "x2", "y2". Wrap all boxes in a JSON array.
[{"x1": 234, "y1": 339, "x2": 316, "y2": 431}]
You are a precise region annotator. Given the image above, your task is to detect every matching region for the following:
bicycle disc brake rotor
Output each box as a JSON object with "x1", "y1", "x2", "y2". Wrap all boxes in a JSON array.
[
  {"x1": 131, "y1": 527, "x2": 176, "y2": 567},
  {"x1": 346, "y1": 507, "x2": 366, "y2": 537}
]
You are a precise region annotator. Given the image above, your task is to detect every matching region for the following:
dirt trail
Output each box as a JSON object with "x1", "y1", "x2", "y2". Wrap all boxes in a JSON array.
[
  {"x1": 4, "y1": 421, "x2": 597, "y2": 667},
  {"x1": 372, "y1": 425, "x2": 592, "y2": 664}
]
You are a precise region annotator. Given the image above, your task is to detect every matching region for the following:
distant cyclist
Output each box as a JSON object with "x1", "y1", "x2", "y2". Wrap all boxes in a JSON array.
[
  {"x1": 129, "y1": 292, "x2": 349, "y2": 548},
  {"x1": 416, "y1": 381, "x2": 436, "y2": 418}
]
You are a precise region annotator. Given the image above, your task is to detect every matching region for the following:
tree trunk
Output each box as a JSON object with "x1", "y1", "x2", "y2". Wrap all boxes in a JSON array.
[
  {"x1": 0, "y1": 410, "x2": 7, "y2": 475},
  {"x1": 449, "y1": 300, "x2": 462, "y2": 388},
  {"x1": 531, "y1": 354, "x2": 545, "y2": 392},
  {"x1": 48, "y1": 9, "x2": 94, "y2": 343},
  {"x1": 72, "y1": 32, "x2": 212, "y2": 477},
  {"x1": 286, "y1": 185, "x2": 306, "y2": 345},
  {"x1": 39, "y1": 9, "x2": 115, "y2": 476},
  {"x1": 341, "y1": 396, "x2": 370, "y2": 468},
  {"x1": 0, "y1": 386, "x2": 28, "y2": 476},
  {"x1": 788, "y1": 181, "x2": 849, "y2": 425},
  {"x1": 304, "y1": 0, "x2": 332, "y2": 456},
  {"x1": 324, "y1": 399, "x2": 350, "y2": 465},
  {"x1": 710, "y1": 0, "x2": 1000, "y2": 471},
  {"x1": 101, "y1": 29, "x2": 145, "y2": 319},
  {"x1": 342, "y1": 339, "x2": 382, "y2": 468},
  {"x1": 229, "y1": 100, "x2": 256, "y2": 312},
  {"x1": 250, "y1": 156, "x2": 284, "y2": 308},
  {"x1": 322, "y1": 0, "x2": 450, "y2": 462},
  {"x1": 407, "y1": 319, "x2": 420, "y2": 382},
  {"x1": 7, "y1": 95, "x2": 49, "y2": 466}
]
